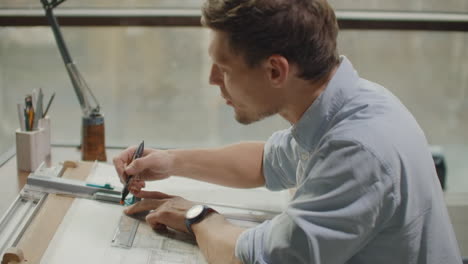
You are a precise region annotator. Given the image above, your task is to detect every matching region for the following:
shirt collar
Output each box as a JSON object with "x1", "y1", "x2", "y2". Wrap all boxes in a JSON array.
[{"x1": 291, "y1": 56, "x2": 360, "y2": 151}]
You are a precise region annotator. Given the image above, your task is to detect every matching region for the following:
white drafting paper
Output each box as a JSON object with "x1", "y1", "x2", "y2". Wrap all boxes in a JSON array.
[
  {"x1": 41, "y1": 162, "x2": 290, "y2": 263},
  {"x1": 40, "y1": 198, "x2": 207, "y2": 264}
]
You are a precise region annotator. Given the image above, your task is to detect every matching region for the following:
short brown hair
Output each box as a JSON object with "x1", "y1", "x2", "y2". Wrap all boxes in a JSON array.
[{"x1": 201, "y1": 0, "x2": 340, "y2": 81}]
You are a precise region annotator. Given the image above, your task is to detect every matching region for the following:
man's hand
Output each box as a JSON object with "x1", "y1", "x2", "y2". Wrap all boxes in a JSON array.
[
  {"x1": 124, "y1": 190, "x2": 194, "y2": 232},
  {"x1": 125, "y1": 190, "x2": 244, "y2": 264},
  {"x1": 113, "y1": 147, "x2": 174, "y2": 194}
]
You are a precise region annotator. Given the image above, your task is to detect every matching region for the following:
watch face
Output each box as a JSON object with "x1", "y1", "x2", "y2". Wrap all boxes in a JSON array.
[{"x1": 186, "y1": 205, "x2": 204, "y2": 220}]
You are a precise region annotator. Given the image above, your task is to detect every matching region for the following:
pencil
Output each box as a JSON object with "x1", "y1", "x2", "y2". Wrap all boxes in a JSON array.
[{"x1": 25, "y1": 95, "x2": 34, "y2": 131}]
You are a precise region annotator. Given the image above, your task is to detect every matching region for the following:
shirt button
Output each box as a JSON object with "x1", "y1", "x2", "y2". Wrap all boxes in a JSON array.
[{"x1": 301, "y1": 152, "x2": 309, "y2": 160}]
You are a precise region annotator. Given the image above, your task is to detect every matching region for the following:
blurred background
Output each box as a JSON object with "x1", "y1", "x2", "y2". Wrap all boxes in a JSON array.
[{"x1": 0, "y1": 0, "x2": 467, "y2": 193}]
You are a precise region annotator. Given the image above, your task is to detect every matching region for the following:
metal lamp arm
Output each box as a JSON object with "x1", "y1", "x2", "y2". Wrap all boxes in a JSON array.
[{"x1": 40, "y1": 0, "x2": 101, "y2": 117}]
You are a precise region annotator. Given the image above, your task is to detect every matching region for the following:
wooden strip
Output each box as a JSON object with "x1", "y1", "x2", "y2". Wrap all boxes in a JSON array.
[
  {"x1": 16, "y1": 195, "x2": 74, "y2": 264},
  {"x1": 15, "y1": 161, "x2": 93, "y2": 264}
]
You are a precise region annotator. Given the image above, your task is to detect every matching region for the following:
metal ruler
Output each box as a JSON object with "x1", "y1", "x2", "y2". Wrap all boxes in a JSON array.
[
  {"x1": 111, "y1": 214, "x2": 140, "y2": 249},
  {"x1": 0, "y1": 162, "x2": 140, "y2": 257}
]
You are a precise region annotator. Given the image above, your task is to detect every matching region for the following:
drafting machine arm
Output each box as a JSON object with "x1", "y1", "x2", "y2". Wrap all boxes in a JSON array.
[{"x1": 41, "y1": 0, "x2": 100, "y2": 117}]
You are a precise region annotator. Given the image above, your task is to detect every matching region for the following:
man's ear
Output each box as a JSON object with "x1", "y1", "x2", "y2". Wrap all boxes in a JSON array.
[{"x1": 265, "y1": 55, "x2": 289, "y2": 88}]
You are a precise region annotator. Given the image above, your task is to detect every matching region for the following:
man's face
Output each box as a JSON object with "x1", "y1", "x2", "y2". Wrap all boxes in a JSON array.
[{"x1": 208, "y1": 30, "x2": 282, "y2": 124}]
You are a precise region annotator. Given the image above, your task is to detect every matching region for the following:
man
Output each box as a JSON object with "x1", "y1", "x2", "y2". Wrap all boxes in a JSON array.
[{"x1": 113, "y1": 0, "x2": 462, "y2": 263}]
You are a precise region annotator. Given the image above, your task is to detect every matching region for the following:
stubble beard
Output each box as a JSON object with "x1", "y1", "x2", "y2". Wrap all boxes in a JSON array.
[{"x1": 234, "y1": 106, "x2": 279, "y2": 125}]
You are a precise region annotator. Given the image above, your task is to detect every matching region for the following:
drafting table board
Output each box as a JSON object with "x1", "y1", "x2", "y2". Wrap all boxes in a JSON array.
[
  {"x1": 2, "y1": 161, "x2": 290, "y2": 264},
  {"x1": 2, "y1": 146, "x2": 468, "y2": 260}
]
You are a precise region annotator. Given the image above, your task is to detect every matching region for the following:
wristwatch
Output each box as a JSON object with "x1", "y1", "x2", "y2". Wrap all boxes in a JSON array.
[{"x1": 185, "y1": 205, "x2": 217, "y2": 236}]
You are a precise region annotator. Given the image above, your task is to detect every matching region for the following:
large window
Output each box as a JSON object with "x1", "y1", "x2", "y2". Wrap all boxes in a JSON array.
[
  {"x1": 0, "y1": 26, "x2": 289, "y2": 149},
  {"x1": 1, "y1": 2, "x2": 467, "y2": 193}
]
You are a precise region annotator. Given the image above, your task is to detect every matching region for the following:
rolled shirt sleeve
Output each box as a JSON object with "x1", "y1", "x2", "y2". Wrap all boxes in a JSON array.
[
  {"x1": 262, "y1": 128, "x2": 299, "y2": 191},
  {"x1": 236, "y1": 140, "x2": 397, "y2": 264}
]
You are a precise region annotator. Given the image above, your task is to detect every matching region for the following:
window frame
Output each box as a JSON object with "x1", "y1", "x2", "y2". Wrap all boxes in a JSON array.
[{"x1": 0, "y1": 9, "x2": 467, "y2": 31}]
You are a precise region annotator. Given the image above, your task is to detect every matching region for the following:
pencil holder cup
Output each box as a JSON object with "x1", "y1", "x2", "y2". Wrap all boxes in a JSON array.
[{"x1": 15, "y1": 116, "x2": 51, "y2": 172}]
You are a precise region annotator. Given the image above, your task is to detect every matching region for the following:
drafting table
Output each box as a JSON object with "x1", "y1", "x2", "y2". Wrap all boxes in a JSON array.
[
  {"x1": 1, "y1": 146, "x2": 468, "y2": 262},
  {"x1": 0, "y1": 146, "x2": 290, "y2": 263}
]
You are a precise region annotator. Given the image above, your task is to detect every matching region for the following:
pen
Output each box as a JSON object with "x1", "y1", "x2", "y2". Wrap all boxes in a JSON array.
[
  {"x1": 33, "y1": 88, "x2": 43, "y2": 130},
  {"x1": 32, "y1": 88, "x2": 38, "y2": 112},
  {"x1": 43, "y1": 92, "x2": 56, "y2": 117},
  {"x1": 120, "y1": 140, "x2": 145, "y2": 205}
]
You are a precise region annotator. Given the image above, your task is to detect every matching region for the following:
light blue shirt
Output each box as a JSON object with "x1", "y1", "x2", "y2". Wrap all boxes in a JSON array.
[{"x1": 235, "y1": 57, "x2": 462, "y2": 264}]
